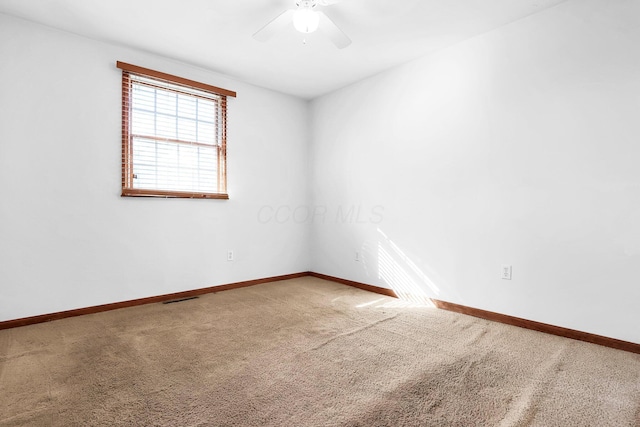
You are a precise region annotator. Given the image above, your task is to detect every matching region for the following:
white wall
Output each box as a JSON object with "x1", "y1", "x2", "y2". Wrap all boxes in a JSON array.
[
  {"x1": 0, "y1": 14, "x2": 310, "y2": 321},
  {"x1": 310, "y1": 0, "x2": 640, "y2": 343},
  {"x1": 2, "y1": 0, "x2": 638, "y2": 344}
]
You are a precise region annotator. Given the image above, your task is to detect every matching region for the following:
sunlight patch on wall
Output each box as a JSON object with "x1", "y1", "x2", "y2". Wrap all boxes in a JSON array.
[
  {"x1": 377, "y1": 228, "x2": 441, "y2": 301},
  {"x1": 375, "y1": 229, "x2": 440, "y2": 307}
]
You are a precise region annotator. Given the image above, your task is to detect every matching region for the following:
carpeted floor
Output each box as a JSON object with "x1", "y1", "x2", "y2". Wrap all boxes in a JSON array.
[{"x1": 1, "y1": 277, "x2": 639, "y2": 426}]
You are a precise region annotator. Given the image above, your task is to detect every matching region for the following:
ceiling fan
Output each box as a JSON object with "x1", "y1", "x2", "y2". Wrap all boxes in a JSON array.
[{"x1": 253, "y1": 0, "x2": 352, "y2": 49}]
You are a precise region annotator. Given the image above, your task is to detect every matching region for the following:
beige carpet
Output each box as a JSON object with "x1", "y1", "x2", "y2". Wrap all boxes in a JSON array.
[{"x1": 1, "y1": 277, "x2": 639, "y2": 426}]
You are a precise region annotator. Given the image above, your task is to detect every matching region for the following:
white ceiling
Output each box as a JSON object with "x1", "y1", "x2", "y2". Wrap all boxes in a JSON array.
[{"x1": 0, "y1": 0, "x2": 568, "y2": 99}]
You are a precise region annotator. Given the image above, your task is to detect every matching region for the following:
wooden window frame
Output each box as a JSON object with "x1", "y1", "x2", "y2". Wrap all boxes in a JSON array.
[{"x1": 117, "y1": 61, "x2": 236, "y2": 199}]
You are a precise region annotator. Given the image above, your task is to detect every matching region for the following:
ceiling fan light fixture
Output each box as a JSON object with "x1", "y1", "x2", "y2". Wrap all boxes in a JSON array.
[
  {"x1": 293, "y1": 5, "x2": 320, "y2": 33},
  {"x1": 253, "y1": 0, "x2": 351, "y2": 49}
]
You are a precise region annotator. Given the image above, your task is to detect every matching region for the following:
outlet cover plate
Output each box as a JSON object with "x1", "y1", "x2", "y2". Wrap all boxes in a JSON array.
[{"x1": 501, "y1": 264, "x2": 512, "y2": 280}]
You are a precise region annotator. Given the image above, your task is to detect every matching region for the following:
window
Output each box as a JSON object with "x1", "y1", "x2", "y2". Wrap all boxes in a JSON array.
[{"x1": 117, "y1": 61, "x2": 236, "y2": 199}]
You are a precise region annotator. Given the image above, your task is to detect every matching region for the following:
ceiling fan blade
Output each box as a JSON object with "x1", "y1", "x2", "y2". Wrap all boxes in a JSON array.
[
  {"x1": 252, "y1": 9, "x2": 295, "y2": 42},
  {"x1": 318, "y1": 12, "x2": 351, "y2": 49}
]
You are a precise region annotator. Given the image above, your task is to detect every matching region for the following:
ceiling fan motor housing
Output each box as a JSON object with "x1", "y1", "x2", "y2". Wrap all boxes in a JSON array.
[
  {"x1": 253, "y1": 0, "x2": 351, "y2": 49},
  {"x1": 296, "y1": 0, "x2": 317, "y2": 9},
  {"x1": 293, "y1": 0, "x2": 320, "y2": 33}
]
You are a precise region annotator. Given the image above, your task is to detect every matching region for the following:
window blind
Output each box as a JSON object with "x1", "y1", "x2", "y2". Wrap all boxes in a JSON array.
[{"x1": 118, "y1": 61, "x2": 235, "y2": 199}]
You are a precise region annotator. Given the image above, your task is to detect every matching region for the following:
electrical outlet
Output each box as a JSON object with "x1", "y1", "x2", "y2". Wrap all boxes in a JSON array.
[
  {"x1": 355, "y1": 251, "x2": 360, "y2": 262},
  {"x1": 227, "y1": 250, "x2": 234, "y2": 262},
  {"x1": 501, "y1": 264, "x2": 512, "y2": 280}
]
